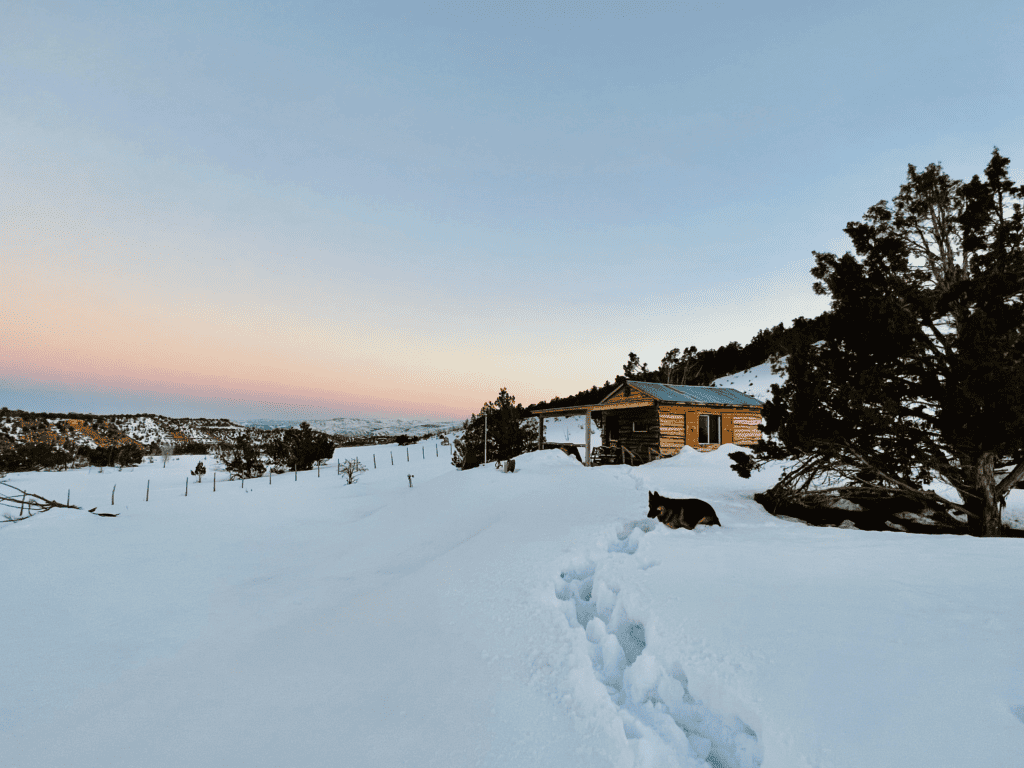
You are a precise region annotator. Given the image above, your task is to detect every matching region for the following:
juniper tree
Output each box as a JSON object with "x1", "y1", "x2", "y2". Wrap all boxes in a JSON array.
[
  {"x1": 453, "y1": 388, "x2": 538, "y2": 470},
  {"x1": 733, "y1": 149, "x2": 1024, "y2": 536}
]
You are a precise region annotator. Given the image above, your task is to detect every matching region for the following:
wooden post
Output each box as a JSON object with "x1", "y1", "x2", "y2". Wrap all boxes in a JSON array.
[
  {"x1": 391, "y1": 451, "x2": 394, "y2": 465},
  {"x1": 68, "y1": 489, "x2": 71, "y2": 506},
  {"x1": 422, "y1": 446, "x2": 425, "y2": 459},
  {"x1": 112, "y1": 484, "x2": 116, "y2": 505},
  {"x1": 185, "y1": 477, "x2": 188, "y2": 496},
  {"x1": 294, "y1": 467, "x2": 297, "y2": 481},
  {"x1": 373, "y1": 454, "x2": 376, "y2": 468},
  {"x1": 406, "y1": 446, "x2": 410, "y2": 462},
  {"x1": 213, "y1": 473, "x2": 216, "y2": 491},
  {"x1": 436, "y1": 443, "x2": 438, "y2": 457},
  {"x1": 484, "y1": 413, "x2": 488, "y2": 465},
  {"x1": 538, "y1": 417, "x2": 544, "y2": 450},
  {"x1": 585, "y1": 410, "x2": 592, "y2": 467}
]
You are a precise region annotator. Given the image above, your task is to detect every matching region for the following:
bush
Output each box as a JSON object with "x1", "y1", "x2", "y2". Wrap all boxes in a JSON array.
[
  {"x1": 265, "y1": 422, "x2": 334, "y2": 472},
  {"x1": 339, "y1": 458, "x2": 367, "y2": 484},
  {"x1": 215, "y1": 434, "x2": 266, "y2": 480}
]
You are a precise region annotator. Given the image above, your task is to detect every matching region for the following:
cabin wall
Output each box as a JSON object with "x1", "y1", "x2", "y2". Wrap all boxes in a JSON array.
[{"x1": 657, "y1": 405, "x2": 762, "y2": 455}]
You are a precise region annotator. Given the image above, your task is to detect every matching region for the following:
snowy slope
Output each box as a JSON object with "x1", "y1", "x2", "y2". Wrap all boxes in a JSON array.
[
  {"x1": 2, "y1": 444, "x2": 1022, "y2": 767},
  {"x1": 711, "y1": 359, "x2": 785, "y2": 404}
]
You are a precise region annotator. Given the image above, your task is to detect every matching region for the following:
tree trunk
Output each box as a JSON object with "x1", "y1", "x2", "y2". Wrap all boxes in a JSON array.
[{"x1": 971, "y1": 452, "x2": 1003, "y2": 537}]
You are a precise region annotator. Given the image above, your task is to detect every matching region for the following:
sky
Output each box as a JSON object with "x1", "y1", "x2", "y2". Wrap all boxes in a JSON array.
[{"x1": 3, "y1": 0, "x2": 1023, "y2": 421}]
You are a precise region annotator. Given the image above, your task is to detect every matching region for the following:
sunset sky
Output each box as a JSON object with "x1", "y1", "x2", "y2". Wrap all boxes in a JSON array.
[{"x1": 3, "y1": 0, "x2": 1023, "y2": 420}]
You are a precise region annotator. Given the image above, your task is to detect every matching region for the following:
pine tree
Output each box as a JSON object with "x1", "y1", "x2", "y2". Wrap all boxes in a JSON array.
[
  {"x1": 733, "y1": 149, "x2": 1024, "y2": 536},
  {"x1": 452, "y1": 388, "x2": 538, "y2": 470}
]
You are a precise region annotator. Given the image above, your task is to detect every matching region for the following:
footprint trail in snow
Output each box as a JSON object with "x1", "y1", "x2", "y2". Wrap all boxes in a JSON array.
[{"x1": 556, "y1": 518, "x2": 762, "y2": 768}]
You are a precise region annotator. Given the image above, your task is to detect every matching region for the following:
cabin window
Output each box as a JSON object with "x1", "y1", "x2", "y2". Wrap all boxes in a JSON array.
[
  {"x1": 698, "y1": 414, "x2": 721, "y2": 444},
  {"x1": 632, "y1": 421, "x2": 647, "y2": 432}
]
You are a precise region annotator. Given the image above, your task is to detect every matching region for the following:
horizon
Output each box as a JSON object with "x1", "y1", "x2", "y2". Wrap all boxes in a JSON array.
[{"x1": 4, "y1": 1, "x2": 1022, "y2": 420}]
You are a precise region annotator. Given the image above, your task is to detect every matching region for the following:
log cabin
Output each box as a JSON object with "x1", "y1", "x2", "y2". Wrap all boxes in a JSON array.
[{"x1": 529, "y1": 380, "x2": 763, "y2": 466}]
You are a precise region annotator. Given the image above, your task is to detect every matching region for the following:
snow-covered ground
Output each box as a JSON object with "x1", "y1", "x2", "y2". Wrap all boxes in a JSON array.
[
  {"x1": 2, "y1": 442, "x2": 1022, "y2": 767},
  {"x1": 541, "y1": 414, "x2": 603, "y2": 446},
  {"x1": 712, "y1": 360, "x2": 784, "y2": 404}
]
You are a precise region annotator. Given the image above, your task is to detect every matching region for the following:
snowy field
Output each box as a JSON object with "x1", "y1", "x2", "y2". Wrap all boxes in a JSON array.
[{"x1": 2, "y1": 436, "x2": 1023, "y2": 768}]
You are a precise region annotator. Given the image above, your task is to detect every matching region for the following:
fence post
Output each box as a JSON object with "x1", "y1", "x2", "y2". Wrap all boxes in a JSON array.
[
  {"x1": 185, "y1": 476, "x2": 188, "y2": 496},
  {"x1": 373, "y1": 454, "x2": 376, "y2": 468},
  {"x1": 422, "y1": 446, "x2": 425, "y2": 459},
  {"x1": 213, "y1": 473, "x2": 216, "y2": 491},
  {"x1": 112, "y1": 484, "x2": 116, "y2": 505},
  {"x1": 406, "y1": 447, "x2": 410, "y2": 462},
  {"x1": 68, "y1": 489, "x2": 71, "y2": 506},
  {"x1": 391, "y1": 451, "x2": 394, "y2": 465},
  {"x1": 146, "y1": 480, "x2": 149, "y2": 502}
]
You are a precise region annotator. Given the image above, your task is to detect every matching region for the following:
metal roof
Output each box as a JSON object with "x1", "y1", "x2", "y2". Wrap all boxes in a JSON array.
[{"x1": 617, "y1": 381, "x2": 763, "y2": 407}]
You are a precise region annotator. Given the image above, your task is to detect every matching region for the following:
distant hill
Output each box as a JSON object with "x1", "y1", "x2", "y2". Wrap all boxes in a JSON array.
[
  {"x1": 244, "y1": 416, "x2": 463, "y2": 438},
  {"x1": 0, "y1": 409, "x2": 463, "y2": 455},
  {"x1": 0, "y1": 410, "x2": 247, "y2": 453}
]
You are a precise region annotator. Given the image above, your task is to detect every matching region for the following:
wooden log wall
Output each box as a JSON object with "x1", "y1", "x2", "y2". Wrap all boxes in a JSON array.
[
  {"x1": 657, "y1": 405, "x2": 763, "y2": 455},
  {"x1": 731, "y1": 414, "x2": 762, "y2": 445},
  {"x1": 601, "y1": 400, "x2": 763, "y2": 460}
]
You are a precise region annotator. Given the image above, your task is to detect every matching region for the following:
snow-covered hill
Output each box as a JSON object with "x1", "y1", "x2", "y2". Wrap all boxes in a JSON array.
[
  {"x1": 244, "y1": 416, "x2": 463, "y2": 438},
  {"x1": 711, "y1": 359, "x2": 785, "y2": 404},
  {"x1": 0, "y1": 412, "x2": 247, "y2": 451},
  {"x1": 0, "y1": 411, "x2": 461, "y2": 455},
  {"x1": 2, "y1": 443, "x2": 1021, "y2": 767}
]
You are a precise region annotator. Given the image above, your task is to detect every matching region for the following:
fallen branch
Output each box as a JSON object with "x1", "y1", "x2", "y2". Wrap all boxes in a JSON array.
[{"x1": 0, "y1": 482, "x2": 119, "y2": 523}]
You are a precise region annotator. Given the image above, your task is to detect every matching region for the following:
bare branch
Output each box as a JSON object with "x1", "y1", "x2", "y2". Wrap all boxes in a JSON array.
[{"x1": 0, "y1": 482, "x2": 119, "y2": 523}]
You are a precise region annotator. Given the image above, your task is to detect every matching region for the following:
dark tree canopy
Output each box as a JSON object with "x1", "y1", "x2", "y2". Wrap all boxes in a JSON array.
[
  {"x1": 734, "y1": 149, "x2": 1024, "y2": 536},
  {"x1": 453, "y1": 388, "x2": 538, "y2": 470}
]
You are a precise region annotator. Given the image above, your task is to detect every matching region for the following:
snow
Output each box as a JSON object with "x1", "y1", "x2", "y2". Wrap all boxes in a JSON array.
[
  {"x1": 541, "y1": 414, "x2": 603, "y2": 446},
  {"x1": 2, "y1": 441, "x2": 1022, "y2": 767},
  {"x1": 712, "y1": 360, "x2": 785, "y2": 404}
]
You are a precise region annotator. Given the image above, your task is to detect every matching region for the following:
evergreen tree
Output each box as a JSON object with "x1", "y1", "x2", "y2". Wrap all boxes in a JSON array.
[
  {"x1": 453, "y1": 388, "x2": 538, "y2": 470},
  {"x1": 215, "y1": 433, "x2": 266, "y2": 480},
  {"x1": 733, "y1": 149, "x2": 1024, "y2": 536}
]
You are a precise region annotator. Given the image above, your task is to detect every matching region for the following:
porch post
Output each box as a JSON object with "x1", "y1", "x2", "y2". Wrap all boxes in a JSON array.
[
  {"x1": 584, "y1": 409, "x2": 592, "y2": 467},
  {"x1": 538, "y1": 416, "x2": 544, "y2": 450}
]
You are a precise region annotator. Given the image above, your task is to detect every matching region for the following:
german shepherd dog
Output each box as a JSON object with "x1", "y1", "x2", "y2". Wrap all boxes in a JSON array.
[{"x1": 648, "y1": 491, "x2": 721, "y2": 529}]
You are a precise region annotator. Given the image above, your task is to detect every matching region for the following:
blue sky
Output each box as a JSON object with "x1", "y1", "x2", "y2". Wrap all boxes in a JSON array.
[{"x1": 3, "y1": 0, "x2": 1023, "y2": 419}]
